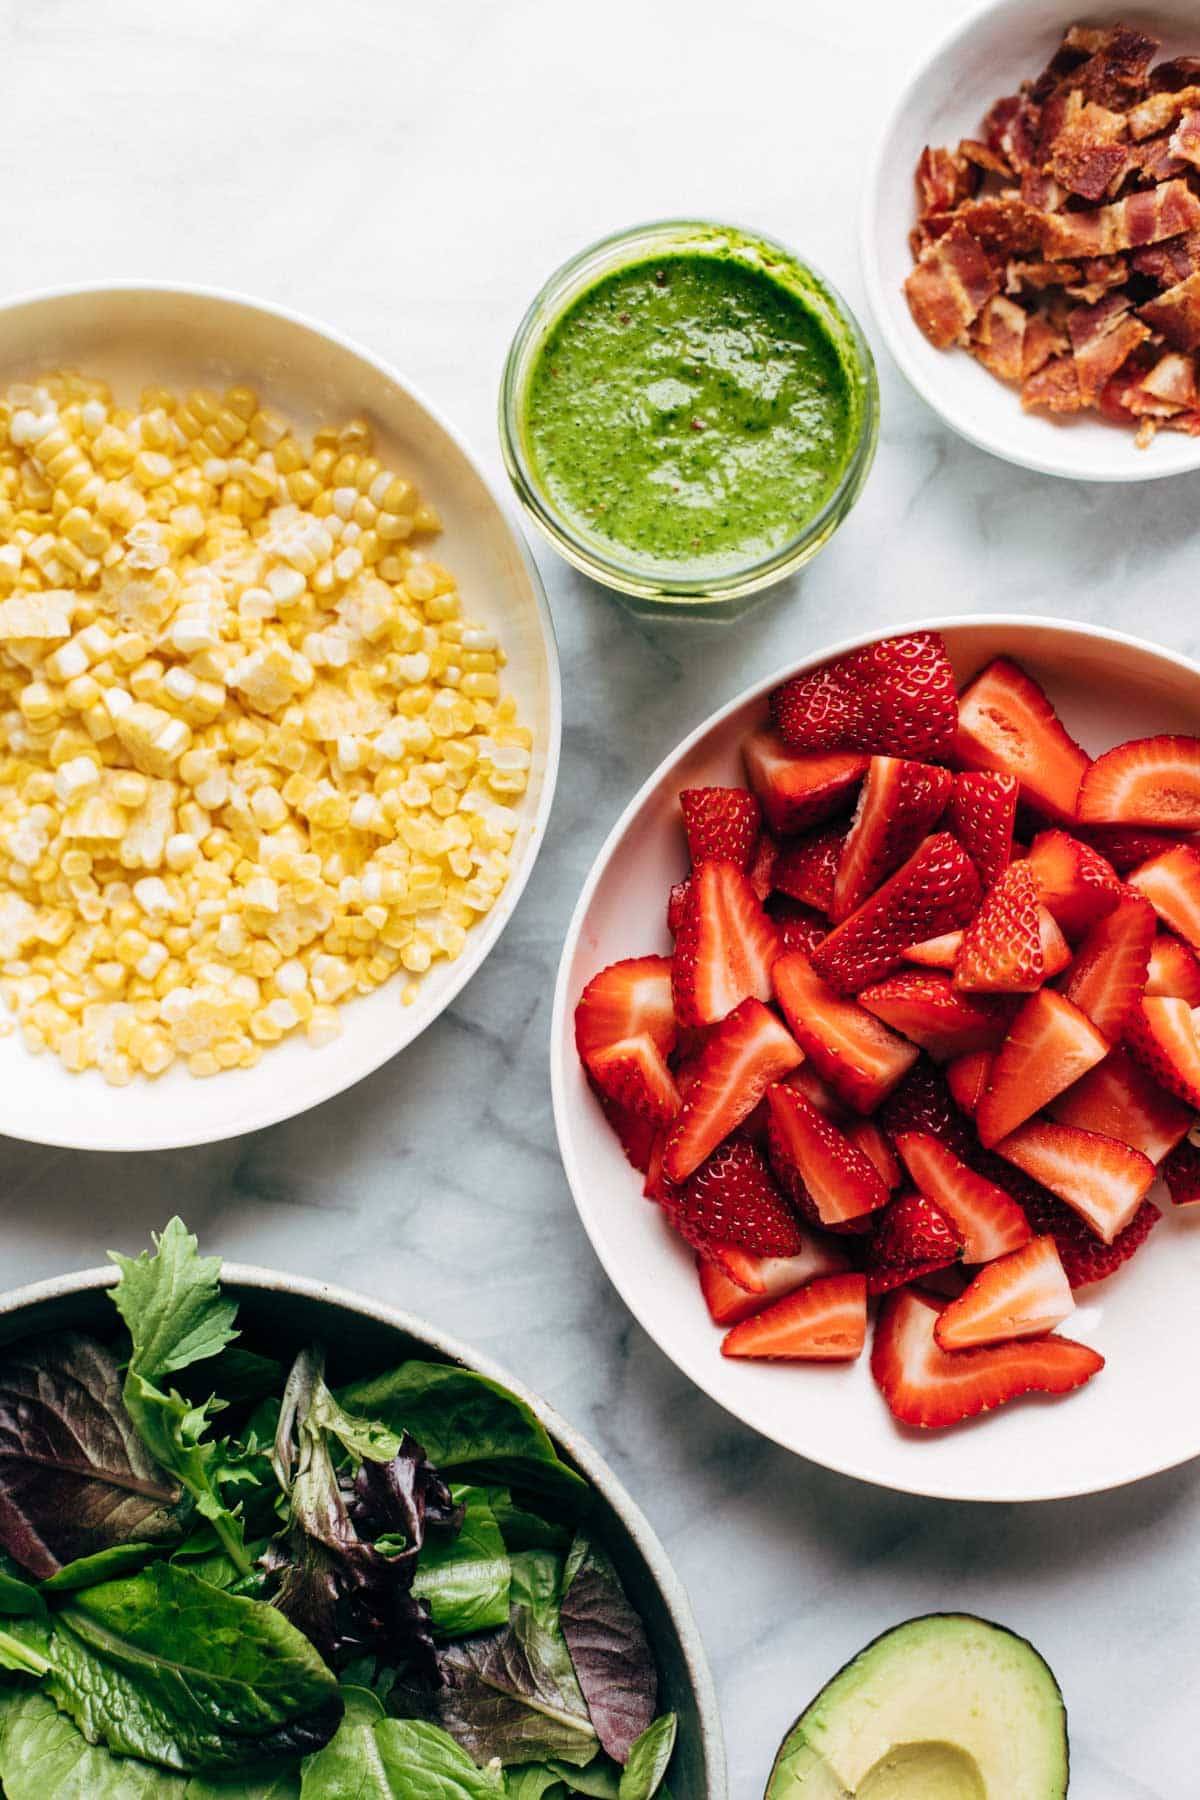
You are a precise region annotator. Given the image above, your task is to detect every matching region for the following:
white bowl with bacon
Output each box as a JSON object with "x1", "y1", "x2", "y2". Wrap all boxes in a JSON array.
[{"x1": 862, "y1": 0, "x2": 1200, "y2": 479}]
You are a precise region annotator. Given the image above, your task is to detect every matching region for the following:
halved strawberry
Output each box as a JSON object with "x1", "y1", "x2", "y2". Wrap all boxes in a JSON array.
[
  {"x1": 1146, "y1": 932, "x2": 1200, "y2": 1003},
  {"x1": 576, "y1": 955, "x2": 677, "y2": 1063},
  {"x1": 1077, "y1": 735, "x2": 1200, "y2": 828},
  {"x1": 697, "y1": 1238, "x2": 853, "y2": 1323},
  {"x1": 975, "y1": 990, "x2": 1110, "y2": 1147},
  {"x1": 1060, "y1": 890, "x2": 1155, "y2": 1041},
  {"x1": 945, "y1": 1050, "x2": 993, "y2": 1116},
  {"x1": 845, "y1": 1118, "x2": 903, "y2": 1189},
  {"x1": 1127, "y1": 843, "x2": 1200, "y2": 948},
  {"x1": 1125, "y1": 995, "x2": 1200, "y2": 1108},
  {"x1": 1049, "y1": 1046, "x2": 1191, "y2": 1164},
  {"x1": 953, "y1": 860, "x2": 1043, "y2": 993},
  {"x1": 766, "y1": 1083, "x2": 889, "y2": 1225},
  {"x1": 772, "y1": 827, "x2": 846, "y2": 913},
  {"x1": 993, "y1": 1121, "x2": 1155, "y2": 1244},
  {"x1": 662, "y1": 999, "x2": 802, "y2": 1182},
  {"x1": 680, "y1": 785, "x2": 761, "y2": 868},
  {"x1": 955, "y1": 657, "x2": 1091, "y2": 821},
  {"x1": 893, "y1": 1132, "x2": 1032, "y2": 1262},
  {"x1": 831, "y1": 757, "x2": 953, "y2": 921},
  {"x1": 672, "y1": 861, "x2": 779, "y2": 1028},
  {"x1": 591, "y1": 1082, "x2": 662, "y2": 1175},
  {"x1": 1160, "y1": 1137, "x2": 1200, "y2": 1207},
  {"x1": 1038, "y1": 909, "x2": 1073, "y2": 977},
  {"x1": 1025, "y1": 830, "x2": 1122, "y2": 939},
  {"x1": 879, "y1": 1059, "x2": 976, "y2": 1161},
  {"x1": 860, "y1": 972, "x2": 1013, "y2": 1060},
  {"x1": 661, "y1": 1136, "x2": 804, "y2": 1256},
  {"x1": 1076, "y1": 824, "x2": 1188, "y2": 874},
  {"x1": 1019, "y1": 1188, "x2": 1160, "y2": 1287},
  {"x1": 747, "y1": 833, "x2": 778, "y2": 901},
  {"x1": 947, "y1": 769, "x2": 1018, "y2": 887},
  {"x1": 587, "y1": 1035, "x2": 681, "y2": 1124},
  {"x1": 812, "y1": 833, "x2": 983, "y2": 995},
  {"x1": 767, "y1": 896, "x2": 828, "y2": 957},
  {"x1": 933, "y1": 1238, "x2": 1074, "y2": 1351},
  {"x1": 742, "y1": 730, "x2": 867, "y2": 837},
  {"x1": 721, "y1": 1273, "x2": 868, "y2": 1361},
  {"x1": 904, "y1": 930, "x2": 963, "y2": 968},
  {"x1": 773, "y1": 950, "x2": 918, "y2": 1113},
  {"x1": 770, "y1": 631, "x2": 958, "y2": 759},
  {"x1": 871, "y1": 1287, "x2": 1104, "y2": 1428},
  {"x1": 784, "y1": 1062, "x2": 849, "y2": 1119},
  {"x1": 866, "y1": 1192, "x2": 961, "y2": 1295}
]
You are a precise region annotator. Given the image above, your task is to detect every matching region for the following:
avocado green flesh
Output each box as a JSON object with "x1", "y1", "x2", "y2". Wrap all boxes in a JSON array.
[{"x1": 766, "y1": 1614, "x2": 1068, "y2": 1800}]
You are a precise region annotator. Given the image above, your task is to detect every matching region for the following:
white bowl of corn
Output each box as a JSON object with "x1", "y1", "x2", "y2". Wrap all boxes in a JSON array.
[{"x1": 0, "y1": 283, "x2": 559, "y2": 1150}]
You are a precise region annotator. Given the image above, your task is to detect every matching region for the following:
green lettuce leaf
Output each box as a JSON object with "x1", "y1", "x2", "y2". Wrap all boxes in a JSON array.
[
  {"x1": 40, "y1": 1543, "x2": 161, "y2": 1594},
  {"x1": 504, "y1": 1768, "x2": 567, "y2": 1799},
  {"x1": 0, "y1": 1557, "x2": 45, "y2": 1617},
  {"x1": 618, "y1": 1716, "x2": 676, "y2": 1800},
  {"x1": 339, "y1": 1366, "x2": 585, "y2": 1503},
  {"x1": 299, "y1": 1686, "x2": 505, "y2": 1797},
  {"x1": 412, "y1": 1487, "x2": 511, "y2": 1638},
  {"x1": 108, "y1": 1219, "x2": 254, "y2": 1576}
]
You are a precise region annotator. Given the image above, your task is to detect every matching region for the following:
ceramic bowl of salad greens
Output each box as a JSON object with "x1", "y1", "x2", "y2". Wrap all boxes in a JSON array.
[{"x1": 0, "y1": 1221, "x2": 723, "y2": 1799}]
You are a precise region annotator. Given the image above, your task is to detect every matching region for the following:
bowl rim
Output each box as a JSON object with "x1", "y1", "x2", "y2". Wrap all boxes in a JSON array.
[
  {"x1": 0, "y1": 1256, "x2": 728, "y2": 1797},
  {"x1": 551, "y1": 612, "x2": 1200, "y2": 1502},
  {"x1": 0, "y1": 278, "x2": 563, "y2": 1150},
  {"x1": 857, "y1": 0, "x2": 1200, "y2": 485}
]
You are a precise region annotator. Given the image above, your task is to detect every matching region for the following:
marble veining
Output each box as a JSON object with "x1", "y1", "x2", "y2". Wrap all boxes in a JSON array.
[{"x1": 1, "y1": 1, "x2": 1196, "y2": 1791}]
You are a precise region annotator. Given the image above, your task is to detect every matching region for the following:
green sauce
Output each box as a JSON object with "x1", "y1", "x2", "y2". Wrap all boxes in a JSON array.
[{"x1": 523, "y1": 245, "x2": 861, "y2": 575}]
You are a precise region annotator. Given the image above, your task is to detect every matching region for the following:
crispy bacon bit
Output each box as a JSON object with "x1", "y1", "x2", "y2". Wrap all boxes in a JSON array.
[
  {"x1": 917, "y1": 146, "x2": 979, "y2": 217},
  {"x1": 1160, "y1": 407, "x2": 1200, "y2": 434},
  {"x1": 1046, "y1": 96, "x2": 1131, "y2": 200},
  {"x1": 1125, "y1": 352, "x2": 1198, "y2": 415},
  {"x1": 1131, "y1": 231, "x2": 1200, "y2": 285},
  {"x1": 1039, "y1": 179, "x2": 1200, "y2": 258},
  {"x1": 970, "y1": 295, "x2": 1028, "y2": 382},
  {"x1": 1138, "y1": 269, "x2": 1200, "y2": 350},
  {"x1": 1021, "y1": 169, "x2": 1066, "y2": 211},
  {"x1": 1070, "y1": 24, "x2": 1157, "y2": 110},
  {"x1": 1006, "y1": 258, "x2": 1081, "y2": 294},
  {"x1": 984, "y1": 93, "x2": 1041, "y2": 171},
  {"x1": 1065, "y1": 255, "x2": 1129, "y2": 303},
  {"x1": 905, "y1": 221, "x2": 1000, "y2": 349},
  {"x1": 1168, "y1": 109, "x2": 1200, "y2": 169},
  {"x1": 1075, "y1": 315, "x2": 1150, "y2": 406},
  {"x1": 959, "y1": 137, "x2": 1013, "y2": 179},
  {"x1": 1022, "y1": 313, "x2": 1067, "y2": 379},
  {"x1": 1128, "y1": 85, "x2": 1200, "y2": 140},
  {"x1": 1152, "y1": 56, "x2": 1200, "y2": 94},
  {"x1": 956, "y1": 195, "x2": 1043, "y2": 254},
  {"x1": 1128, "y1": 132, "x2": 1188, "y2": 183},
  {"x1": 1022, "y1": 353, "x2": 1084, "y2": 412}
]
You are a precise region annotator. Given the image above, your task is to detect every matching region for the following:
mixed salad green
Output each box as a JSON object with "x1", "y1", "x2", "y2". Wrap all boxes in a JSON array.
[{"x1": 0, "y1": 1221, "x2": 678, "y2": 1798}]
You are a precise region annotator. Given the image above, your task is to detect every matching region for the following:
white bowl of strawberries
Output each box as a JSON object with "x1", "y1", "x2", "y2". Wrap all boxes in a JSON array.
[{"x1": 552, "y1": 618, "x2": 1200, "y2": 1502}]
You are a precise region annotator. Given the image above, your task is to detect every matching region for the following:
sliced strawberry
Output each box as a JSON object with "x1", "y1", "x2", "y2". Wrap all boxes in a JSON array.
[
  {"x1": 1049, "y1": 1046, "x2": 1191, "y2": 1164},
  {"x1": 766, "y1": 1083, "x2": 890, "y2": 1225},
  {"x1": 947, "y1": 769, "x2": 1018, "y2": 887},
  {"x1": 666, "y1": 879, "x2": 691, "y2": 937},
  {"x1": 680, "y1": 785, "x2": 761, "y2": 868},
  {"x1": 661, "y1": 1136, "x2": 804, "y2": 1256},
  {"x1": 893, "y1": 1131, "x2": 1032, "y2": 1262},
  {"x1": 860, "y1": 972, "x2": 1013, "y2": 1060},
  {"x1": 1078, "y1": 735, "x2": 1200, "y2": 829},
  {"x1": 742, "y1": 730, "x2": 867, "y2": 837},
  {"x1": 955, "y1": 657, "x2": 1091, "y2": 822},
  {"x1": 591, "y1": 1082, "x2": 661, "y2": 1175},
  {"x1": 933, "y1": 1238, "x2": 1074, "y2": 1351},
  {"x1": 770, "y1": 631, "x2": 958, "y2": 760},
  {"x1": 953, "y1": 860, "x2": 1043, "y2": 993},
  {"x1": 1076, "y1": 824, "x2": 1188, "y2": 874},
  {"x1": 945, "y1": 1050, "x2": 994, "y2": 1116},
  {"x1": 831, "y1": 757, "x2": 953, "y2": 921},
  {"x1": 662, "y1": 999, "x2": 802, "y2": 1182},
  {"x1": 576, "y1": 955, "x2": 677, "y2": 1063},
  {"x1": 773, "y1": 950, "x2": 918, "y2": 1113},
  {"x1": 1127, "y1": 843, "x2": 1200, "y2": 948},
  {"x1": 587, "y1": 1035, "x2": 681, "y2": 1124},
  {"x1": 993, "y1": 1121, "x2": 1155, "y2": 1244},
  {"x1": 721, "y1": 1273, "x2": 868, "y2": 1361},
  {"x1": 1025, "y1": 830, "x2": 1121, "y2": 939},
  {"x1": 783, "y1": 1062, "x2": 849, "y2": 1120},
  {"x1": 1160, "y1": 1137, "x2": 1200, "y2": 1207},
  {"x1": 866, "y1": 1192, "x2": 961, "y2": 1295},
  {"x1": 747, "y1": 833, "x2": 778, "y2": 901},
  {"x1": 701, "y1": 1243, "x2": 769, "y2": 1293},
  {"x1": 845, "y1": 1118, "x2": 903, "y2": 1189},
  {"x1": 767, "y1": 896, "x2": 828, "y2": 957},
  {"x1": 697, "y1": 1237, "x2": 854, "y2": 1323},
  {"x1": 879, "y1": 1058, "x2": 977, "y2": 1161},
  {"x1": 871, "y1": 1287, "x2": 1104, "y2": 1428},
  {"x1": 976, "y1": 990, "x2": 1110, "y2": 1147},
  {"x1": 672, "y1": 860, "x2": 779, "y2": 1028},
  {"x1": 1038, "y1": 908, "x2": 1073, "y2": 978},
  {"x1": 772, "y1": 827, "x2": 846, "y2": 913},
  {"x1": 642, "y1": 1130, "x2": 674, "y2": 1202},
  {"x1": 904, "y1": 930, "x2": 963, "y2": 968},
  {"x1": 812, "y1": 833, "x2": 983, "y2": 996},
  {"x1": 1125, "y1": 995, "x2": 1200, "y2": 1108},
  {"x1": 1146, "y1": 932, "x2": 1200, "y2": 1002},
  {"x1": 1019, "y1": 1189, "x2": 1160, "y2": 1287},
  {"x1": 1060, "y1": 890, "x2": 1155, "y2": 1041}
]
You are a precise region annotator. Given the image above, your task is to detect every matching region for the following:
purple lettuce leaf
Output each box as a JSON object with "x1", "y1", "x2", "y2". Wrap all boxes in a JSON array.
[{"x1": 560, "y1": 1536, "x2": 657, "y2": 1764}]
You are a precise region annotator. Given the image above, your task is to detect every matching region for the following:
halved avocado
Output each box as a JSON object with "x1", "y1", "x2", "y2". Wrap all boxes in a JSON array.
[{"x1": 766, "y1": 1614, "x2": 1068, "y2": 1799}]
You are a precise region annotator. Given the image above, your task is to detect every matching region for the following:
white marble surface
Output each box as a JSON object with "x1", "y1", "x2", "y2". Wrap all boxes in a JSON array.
[{"x1": 1, "y1": 1, "x2": 1196, "y2": 1792}]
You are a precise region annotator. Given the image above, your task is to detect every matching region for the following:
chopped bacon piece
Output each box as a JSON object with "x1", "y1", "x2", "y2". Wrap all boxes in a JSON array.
[
  {"x1": 1127, "y1": 133, "x2": 1187, "y2": 183},
  {"x1": 905, "y1": 221, "x2": 1000, "y2": 350},
  {"x1": 1046, "y1": 96, "x2": 1131, "y2": 201},
  {"x1": 916, "y1": 146, "x2": 978, "y2": 216},
  {"x1": 1168, "y1": 110, "x2": 1200, "y2": 168},
  {"x1": 1022, "y1": 353, "x2": 1084, "y2": 414},
  {"x1": 1006, "y1": 258, "x2": 1080, "y2": 294},
  {"x1": 969, "y1": 295, "x2": 1027, "y2": 383},
  {"x1": 956, "y1": 196, "x2": 1043, "y2": 255},
  {"x1": 1138, "y1": 269, "x2": 1200, "y2": 350},
  {"x1": 1021, "y1": 313, "x2": 1067, "y2": 379},
  {"x1": 1123, "y1": 352, "x2": 1198, "y2": 417},
  {"x1": 984, "y1": 92, "x2": 1040, "y2": 172},
  {"x1": 1160, "y1": 408, "x2": 1200, "y2": 435},
  {"x1": 1039, "y1": 179, "x2": 1200, "y2": 259},
  {"x1": 959, "y1": 137, "x2": 1012, "y2": 179},
  {"x1": 1068, "y1": 24, "x2": 1157, "y2": 111},
  {"x1": 1128, "y1": 85, "x2": 1200, "y2": 140},
  {"x1": 1153, "y1": 57, "x2": 1200, "y2": 94},
  {"x1": 1131, "y1": 231, "x2": 1200, "y2": 285},
  {"x1": 1021, "y1": 170, "x2": 1066, "y2": 212}
]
